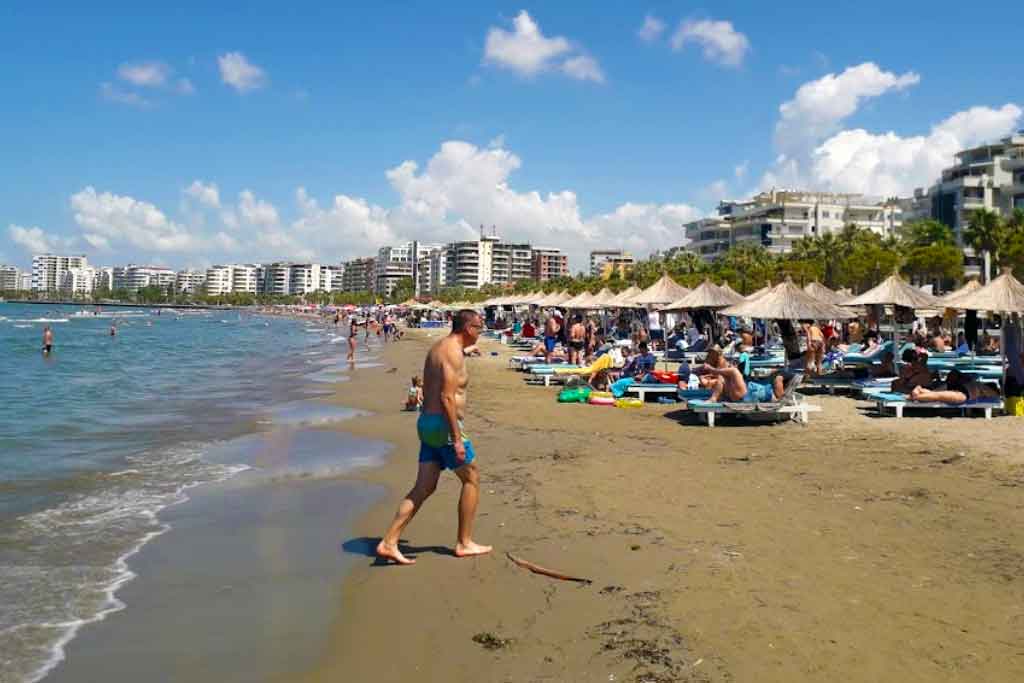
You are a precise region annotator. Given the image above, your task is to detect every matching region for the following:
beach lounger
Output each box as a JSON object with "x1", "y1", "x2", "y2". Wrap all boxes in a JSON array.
[
  {"x1": 625, "y1": 383, "x2": 679, "y2": 402},
  {"x1": 686, "y1": 374, "x2": 820, "y2": 427},
  {"x1": 526, "y1": 365, "x2": 581, "y2": 386},
  {"x1": 870, "y1": 391, "x2": 1004, "y2": 419},
  {"x1": 804, "y1": 375, "x2": 894, "y2": 395}
]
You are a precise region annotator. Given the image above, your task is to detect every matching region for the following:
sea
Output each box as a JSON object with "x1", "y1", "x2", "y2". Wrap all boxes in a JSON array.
[{"x1": 0, "y1": 302, "x2": 386, "y2": 683}]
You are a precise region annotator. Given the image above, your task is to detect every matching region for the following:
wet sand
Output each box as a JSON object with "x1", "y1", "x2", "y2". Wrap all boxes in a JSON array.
[{"x1": 293, "y1": 329, "x2": 1024, "y2": 683}]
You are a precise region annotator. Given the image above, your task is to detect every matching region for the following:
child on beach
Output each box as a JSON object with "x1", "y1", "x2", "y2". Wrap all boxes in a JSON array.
[{"x1": 404, "y1": 375, "x2": 423, "y2": 411}]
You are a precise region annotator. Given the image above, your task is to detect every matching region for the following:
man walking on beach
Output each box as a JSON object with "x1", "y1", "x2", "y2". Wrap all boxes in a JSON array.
[{"x1": 376, "y1": 309, "x2": 492, "y2": 565}]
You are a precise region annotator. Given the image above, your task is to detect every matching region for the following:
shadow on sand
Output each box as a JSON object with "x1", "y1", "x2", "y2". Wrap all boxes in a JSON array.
[{"x1": 342, "y1": 536, "x2": 455, "y2": 566}]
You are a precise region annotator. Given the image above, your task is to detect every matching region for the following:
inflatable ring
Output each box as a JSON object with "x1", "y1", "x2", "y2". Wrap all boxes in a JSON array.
[
  {"x1": 651, "y1": 371, "x2": 679, "y2": 385},
  {"x1": 588, "y1": 391, "x2": 615, "y2": 406},
  {"x1": 614, "y1": 397, "x2": 643, "y2": 408}
]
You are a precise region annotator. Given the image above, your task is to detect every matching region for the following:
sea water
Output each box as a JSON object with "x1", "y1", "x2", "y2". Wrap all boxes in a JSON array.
[{"x1": 0, "y1": 303, "x2": 376, "y2": 683}]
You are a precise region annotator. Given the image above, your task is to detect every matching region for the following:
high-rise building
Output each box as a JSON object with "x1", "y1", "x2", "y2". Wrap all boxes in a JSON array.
[
  {"x1": 376, "y1": 241, "x2": 443, "y2": 297},
  {"x1": 175, "y1": 270, "x2": 206, "y2": 294},
  {"x1": 93, "y1": 267, "x2": 114, "y2": 292},
  {"x1": 589, "y1": 250, "x2": 634, "y2": 277},
  {"x1": 439, "y1": 235, "x2": 535, "y2": 289},
  {"x1": 531, "y1": 247, "x2": 568, "y2": 282},
  {"x1": 683, "y1": 190, "x2": 903, "y2": 262},
  {"x1": 18, "y1": 272, "x2": 31, "y2": 291},
  {"x1": 60, "y1": 266, "x2": 97, "y2": 295},
  {"x1": 0, "y1": 265, "x2": 21, "y2": 290},
  {"x1": 32, "y1": 254, "x2": 88, "y2": 292},
  {"x1": 341, "y1": 257, "x2": 376, "y2": 292},
  {"x1": 205, "y1": 265, "x2": 234, "y2": 296},
  {"x1": 114, "y1": 265, "x2": 176, "y2": 293}
]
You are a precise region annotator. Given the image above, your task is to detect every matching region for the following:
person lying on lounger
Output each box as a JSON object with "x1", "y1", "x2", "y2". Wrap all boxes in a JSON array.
[
  {"x1": 909, "y1": 369, "x2": 1000, "y2": 404},
  {"x1": 891, "y1": 349, "x2": 935, "y2": 394},
  {"x1": 695, "y1": 346, "x2": 787, "y2": 402}
]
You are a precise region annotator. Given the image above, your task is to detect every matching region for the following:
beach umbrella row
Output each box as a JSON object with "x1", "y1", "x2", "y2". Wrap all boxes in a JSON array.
[
  {"x1": 660, "y1": 278, "x2": 744, "y2": 311},
  {"x1": 722, "y1": 277, "x2": 856, "y2": 320}
]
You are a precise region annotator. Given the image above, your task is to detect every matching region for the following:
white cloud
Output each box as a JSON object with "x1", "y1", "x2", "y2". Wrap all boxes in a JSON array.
[
  {"x1": 184, "y1": 180, "x2": 220, "y2": 208},
  {"x1": 700, "y1": 179, "x2": 730, "y2": 201},
  {"x1": 483, "y1": 10, "x2": 603, "y2": 83},
  {"x1": 804, "y1": 104, "x2": 1023, "y2": 196},
  {"x1": 671, "y1": 19, "x2": 750, "y2": 67},
  {"x1": 117, "y1": 61, "x2": 170, "y2": 87},
  {"x1": 218, "y1": 52, "x2": 267, "y2": 93},
  {"x1": 774, "y1": 62, "x2": 919, "y2": 160},
  {"x1": 70, "y1": 187, "x2": 200, "y2": 252},
  {"x1": 8, "y1": 224, "x2": 75, "y2": 254},
  {"x1": 561, "y1": 55, "x2": 605, "y2": 83},
  {"x1": 99, "y1": 82, "x2": 151, "y2": 108},
  {"x1": 637, "y1": 14, "x2": 666, "y2": 42},
  {"x1": 237, "y1": 190, "x2": 280, "y2": 227}
]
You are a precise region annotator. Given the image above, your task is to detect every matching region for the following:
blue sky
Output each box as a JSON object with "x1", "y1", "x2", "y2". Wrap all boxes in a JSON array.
[{"x1": 1, "y1": 1, "x2": 1021, "y2": 272}]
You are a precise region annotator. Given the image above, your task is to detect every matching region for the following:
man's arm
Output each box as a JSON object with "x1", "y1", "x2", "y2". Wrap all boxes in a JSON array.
[{"x1": 439, "y1": 345, "x2": 466, "y2": 460}]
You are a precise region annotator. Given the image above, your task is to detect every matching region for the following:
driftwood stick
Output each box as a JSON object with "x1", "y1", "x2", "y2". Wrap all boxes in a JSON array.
[{"x1": 506, "y1": 552, "x2": 592, "y2": 583}]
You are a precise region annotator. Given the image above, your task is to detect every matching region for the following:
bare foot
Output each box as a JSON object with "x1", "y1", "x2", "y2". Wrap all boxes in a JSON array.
[
  {"x1": 455, "y1": 541, "x2": 493, "y2": 558},
  {"x1": 376, "y1": 540, "x2": 415, "y2": 565}
]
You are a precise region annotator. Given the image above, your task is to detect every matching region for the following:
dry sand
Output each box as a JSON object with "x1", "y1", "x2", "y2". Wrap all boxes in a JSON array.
[{"x1": 292, "y1": 329, "x2": 1024, "y2": 683}]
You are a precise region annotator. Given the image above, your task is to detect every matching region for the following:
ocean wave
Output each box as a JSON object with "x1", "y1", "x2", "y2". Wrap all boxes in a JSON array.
[
  {"x1": 14, "y1": 318, "x2": 70, "y2": 323},
  {"x1": 0, "y1": 445, "x2": 250, "y2": 683}
]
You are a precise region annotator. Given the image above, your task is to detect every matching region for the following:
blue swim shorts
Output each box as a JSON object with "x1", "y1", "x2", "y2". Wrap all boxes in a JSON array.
[
  {"x1": 417, "y1": 413, "x2": 476, "y2": 470},
  {"x1": 544, "y1": 336, "x2": 557, "y2": 353},
  {"x1": 743, "y1": 381, "x2": 774, "y2": 403}
]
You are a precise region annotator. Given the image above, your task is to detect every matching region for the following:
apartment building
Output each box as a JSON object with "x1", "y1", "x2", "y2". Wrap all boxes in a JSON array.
[
  {"x1": 111, "y1": 265, "x2": 176, "y2": 293},
  {"x1": 32, "y1": 254, "x2": 88, "y2": 292},
  {"x1": 589, "y1": 250, "x2": 634, "y2": 277},
  {"x1": 60, "y1": 266, "x2": 97, "y2": 295},
  {"x1": 94, "y1": 267, "x2": 114, "y2": 292},
  {"x1": 684, "y1": 190, "x2": 903, "y2": 261},
  {"x1": 531, "y1": 247, "x2": 568, "y2": 281},
  {"x1": 175, "y1": 270, "x2": 206, "y2": 294},
  {"x1": 0, "y1": 265, "x2": 22, "y2": 290},
  {"x1": 341, "y1": 257, "x2": 376, "y2": 292},
  {"x1": 376, "y1": 241, "x2": 443, "y2": 297}
]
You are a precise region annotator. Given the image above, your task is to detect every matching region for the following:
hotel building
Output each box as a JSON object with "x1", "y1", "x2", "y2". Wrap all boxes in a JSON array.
[
  {"x1": 589, "y1": 249, "x2": 634, "y2": 277},
  {"x1": 31, "y1": 254, "x2": 88, "y2": 292},
  {"x1": 531, "y1": 247, "x2": 568, "y2": 282}
]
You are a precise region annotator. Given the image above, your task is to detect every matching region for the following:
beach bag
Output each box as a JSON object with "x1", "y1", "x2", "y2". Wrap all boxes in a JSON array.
[{"x1": 1005, "y1": 396, "x2": 1024, "y2": 417}]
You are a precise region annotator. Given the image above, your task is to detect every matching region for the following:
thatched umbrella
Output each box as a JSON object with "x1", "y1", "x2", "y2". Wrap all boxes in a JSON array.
[
  {"x1": 532, "y1": 290, "x2": 560, "y2": 307},
  {"x1": 661, "y1": 278, "x2": 745, "y2": 311},
  {"x1": 720, "y1": 281, "x2": 742, "y2": 301},
  {"x1": 804, "y1": 281, "x2": 847, "y2": 306},
  {"x1": 608, "y1": 285, "x2": 641, "y2": 307},
  {"x1": 631, "y1": 274, "x2": 690, "y2": 307},
  {"x1": 587, "y1": 287, "x2": 618, "y2": 308},
  {"x1": 722, "y1": 277, "x2": 857, "y2": 320},
  {"x1": 843, "y1": 272, "x2": 943, "y2": 367},
  {"x1": 746, "y1": 281, "x2": 774, "y2": 301},
  {"x1": 562, "y1": 290, "x2": 597, "y2": 309},
  {"x1": 939, "y1": 279, "x2": 983, "y2": 307}
]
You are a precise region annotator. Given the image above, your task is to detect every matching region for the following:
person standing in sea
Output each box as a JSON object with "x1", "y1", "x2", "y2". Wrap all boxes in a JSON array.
[
  {"x1": 41, "y1": 326, "x2": 54, "y2": 355},
  {"x1": 376, "y1": 309, "x2": 492, "y2": 564}
]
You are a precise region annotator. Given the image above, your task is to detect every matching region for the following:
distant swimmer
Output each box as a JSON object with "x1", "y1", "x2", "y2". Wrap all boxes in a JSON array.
[
  {"x1": 376, "y1": 309, "x2": 491, "y2": 565},
  {"x1": 110, "y1": 324, "x2": 117, "y2": 337},
  {"x1": 41, "y1": 326, "x2": 54, "y2": 355}
]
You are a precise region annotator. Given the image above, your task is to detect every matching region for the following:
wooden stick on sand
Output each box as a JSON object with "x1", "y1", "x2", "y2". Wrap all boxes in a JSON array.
[{"x1": 506, "y1": 552, "x2": 592, "y2": 583}]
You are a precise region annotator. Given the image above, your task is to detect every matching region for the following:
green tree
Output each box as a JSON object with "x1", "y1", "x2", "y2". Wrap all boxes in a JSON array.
[
  {"x1": 900, "y1": 219, "x2": 956, "y2": 247},
  {"x1": 964, "y1": 209, "x2": 1007, "y2": 280},
  {"x1": 902, "y1": 243, "x2": 963, "y2": 290}
]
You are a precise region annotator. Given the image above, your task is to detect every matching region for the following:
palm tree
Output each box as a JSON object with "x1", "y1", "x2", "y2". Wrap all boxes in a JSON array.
[{"x1": 963, "y1": 209, "x2": 1007, "y2": 280}]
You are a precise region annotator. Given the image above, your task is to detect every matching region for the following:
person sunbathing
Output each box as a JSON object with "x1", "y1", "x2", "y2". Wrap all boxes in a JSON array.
[
  {"x1": 909, "y1": 370, "x2": 1000, "y2": 404},
  {"x1": 698, "y1": 364, "x2": 786, "y2": 403}
]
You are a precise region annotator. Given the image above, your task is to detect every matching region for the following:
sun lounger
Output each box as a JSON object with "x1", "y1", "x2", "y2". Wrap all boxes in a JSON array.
[
  {"x1": 625, "y1": 383, "x2": 679, "y2": 402},
  {"x1": 526, "y1": 364, "x2": 581, "y2": 386},
  {"x1": 686, "y1": 374, "x2": 820, "y2": 427},
  {"x1": 803, "y1": 375, "x2": 894, "y2": 395},
  {"x1": 870, "y1": 391, "x2": 1004, "y2": 419}
]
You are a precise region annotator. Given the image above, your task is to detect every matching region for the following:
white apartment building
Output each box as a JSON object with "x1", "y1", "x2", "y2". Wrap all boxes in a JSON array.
[
  {"x1": 589, "y1": 250, "x2": 635, "y2": 277},
  {"x1": 262, "y1": 263, "x2": 292, "y2": 296},
  {"x1": 32, "y1": 254, "x2": 88, "y2": 292},
  {"x1": 205, "y1": 265, "x2": 234, "y2": 296},
  {"x1": 0, "y1": 265, "x2": 22, "y2": 290},
  {"x1": 175, "y1": 269, "x2": 206, "y2": 294},
  {"x1": 18, "y1": 272, "x2": 31, "y2": 291},
  {"x1": 116, "y1": 266, "x2": 176, "y2": 293},
  {"x1": 441, "y1": 236, "x2": 533, "y2": 289},
  {"x1": 322, "y1": 264, "x2": 345, "y2": 292},
  {"x1": 426, "y1": 248, "x2": 448, "y2": 295},
  {"x1": 232, "y1": 264, "x2": 262, "y2": 294},
  {"x1": 289, "y1": 264, "x2": 325, "y2": 295},
  {"x1": 376, "y1": 241, "x2": 443, "y2": 297},
  {"x1": 684, "y1": 190, "x2": 903, "y2": 261},
  {"x1": 60, "y1": 266, "x2": 97, "y2": 295},
  {"x1": 93, "y1": 267, "x2": 114, "y2": 292}
]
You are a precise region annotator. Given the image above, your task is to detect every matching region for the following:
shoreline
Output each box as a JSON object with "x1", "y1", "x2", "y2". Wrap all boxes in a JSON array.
[{"x1": 291, "y1": 328, "x2": 1024, "y2": 683}]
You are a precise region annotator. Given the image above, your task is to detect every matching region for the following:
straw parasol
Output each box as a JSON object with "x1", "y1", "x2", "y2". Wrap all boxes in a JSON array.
[
  {"x1": 661, "y1": 278, "x2": 745, "y2": 311},
  {"x1": 588, "y1": 287, "x2": 618, "y2": 308},
  {"x1": 532, "y1": 290, "x2": 560, "y2": 307},
  {"x1": 843, "y1": 272, "x2": 943, "y2": 309},
  {"x1": 722, "y1": 277, "x2": 857, "y2": 320},
  {"x1": 562, "y1": 290, "x2": 597, "y2": 308},
  {"x1": 608, "y1": 285, "x2": 642, "y2": 307},
  {"x1": 746, "y1": 281, "x2": 774, "y2": 301},
  {"x1": 804, "y1": 281, "x2": 848, "y2": 306},
  {"x1": 631, "y1": 274, "x2": 691, "y2": 307},
  {"x1": 720, "y1": 281, "x2": 742, "y2": 300},
  {"x1": 947, "y1": 272, "x2": 1024, "y2": 312},
  {"x1": 939, "y1": 278, "x2": 983, "y2": 308}
]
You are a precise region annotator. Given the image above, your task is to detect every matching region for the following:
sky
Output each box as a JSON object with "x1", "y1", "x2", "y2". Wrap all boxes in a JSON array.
[{"x1": 1, "y1": 1, "x2": 1021, "y2": 273}]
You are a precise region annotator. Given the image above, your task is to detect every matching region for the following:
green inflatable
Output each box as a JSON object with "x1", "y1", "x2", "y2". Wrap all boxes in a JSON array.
[{"x1": 557, "y1": 386, "x2": 592, "y2": 403}]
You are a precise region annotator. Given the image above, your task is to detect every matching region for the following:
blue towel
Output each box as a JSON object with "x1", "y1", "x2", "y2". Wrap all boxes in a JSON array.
[{"x1": 611, "y1": 377, "x2": 635, "y2": 398}]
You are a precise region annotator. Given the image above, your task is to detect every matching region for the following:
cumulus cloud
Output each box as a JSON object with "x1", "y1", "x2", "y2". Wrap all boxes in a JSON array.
[
  {"x1": 52, "y1": 139, "x2": 702, "y2": 269},
  {"x1": 774, "y1": 62, "x2": 919, "y2": 160},
  {"x1": 483, "y1": 10, "x2": 604, "y2": 83},
  {"x1": 637, "y1": 14, "x2": 666, "y2": 42},
  {"x1": 218, "y1": 52, "x2": 267, "y2": 93},
  {"x1": 184, "y1": 180, "x2": 220, "y2": 208},
  {"x1": 70, "y1": 187, "x2": 200, "y2": 252},
  {"x1": 117, "y1": 61, "x2": 171, "y2": 87},
  {"x1": 8, "y1": 224, "x2": 76, "y2": 254},
  {"x1": 671, "y1": 19, "x2": 750, "y2": 67},
  {"x1": 99, "y1": 82, "x2": 151, "y2": 108}
]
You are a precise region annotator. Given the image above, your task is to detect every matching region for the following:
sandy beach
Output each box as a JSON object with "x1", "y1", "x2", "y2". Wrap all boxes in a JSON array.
[{"x1": 289, "y1": 328, "x2": 1024, "y2": 683}]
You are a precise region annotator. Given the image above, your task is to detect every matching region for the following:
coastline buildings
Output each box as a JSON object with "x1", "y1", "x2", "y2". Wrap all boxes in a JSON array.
[
  {"x1": 432, "y1": 236, "x2": 537, "y2": 291},
  {"x1": 683, "y1": 190, "x2": 903, "y2": 262},
  {"x1": 589, "y1": 250, "x2": 634, "y2": 278},
  {"x1": 341, "y1": 257, "x2": 375, "y2": 293},
  {"x1": 376, "y1": 241, "x2": 443, "y2": 297},
  {"x1": 60, "y1": 266, "x2": 98, "y2": 295},
  {"x1": 112, "y1": 265, "x2": 176, "y2": 293},
  {"x1": 0, "y1": 265, "x2": 26, "y2": 290},
  {"x1": 531, "y1": 247, "x2": 569, "y2": 282},
  {"x1": 175, "y1": 270, "x2": 206, "y2": 294},
  {"x1": 31, "y1": 254, "x2": 88, "y2": 292}
]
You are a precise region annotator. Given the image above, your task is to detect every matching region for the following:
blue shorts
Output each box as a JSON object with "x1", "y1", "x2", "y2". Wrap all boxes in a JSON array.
[
  {"x1": 544, "y1": 336, "x2": 557, "y2": 353},
  {"x1": 417, "y1": 413, "x2": 476, "y2": 470},
  {"x1": 743, "y1": 381, "x2": 774, "y2": 403}
]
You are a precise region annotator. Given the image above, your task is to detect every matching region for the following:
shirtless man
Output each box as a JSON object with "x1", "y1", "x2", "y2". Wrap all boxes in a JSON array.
[
  {"x1": 696, "y1": 346, "x2": 784, "y2": 402},
  {"x1": 567, "y1": 316, "x2": 586, "y2": 365},
  {"x1": 376, "y1": 310, "x2": 492, "y2": 565},
  {"x1": 41, "y1": 326, "x2": 54, "y2": 355},
  {"x1": 543, "y1": 314, "x2": 561, "y2": 364},
  {"x1": 801, "y1": 319, "x2": 825, "y2": 375}
]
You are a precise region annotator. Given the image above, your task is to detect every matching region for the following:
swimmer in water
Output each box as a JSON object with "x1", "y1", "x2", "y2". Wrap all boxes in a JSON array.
[
  {"x1": 110, "y1": 324, "x2": 117, "y2": 337},
  {"x1": 42, "y1": 326, "x2": 54, "y2": 355}
]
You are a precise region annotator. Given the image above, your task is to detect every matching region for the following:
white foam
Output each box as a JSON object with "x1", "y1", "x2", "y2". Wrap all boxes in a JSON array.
[{"x1": 15, "y1": 318, "x2": 70, "y2": 323}]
